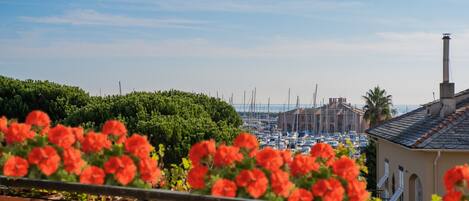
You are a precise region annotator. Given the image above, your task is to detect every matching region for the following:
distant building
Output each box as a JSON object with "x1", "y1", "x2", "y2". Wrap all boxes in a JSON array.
[
  {"x1": 367, "y1": 34, "x2": 469, "y2": 201},
  {"x1": 277, "y1": 97, "x2": 368, "y2": 134}
]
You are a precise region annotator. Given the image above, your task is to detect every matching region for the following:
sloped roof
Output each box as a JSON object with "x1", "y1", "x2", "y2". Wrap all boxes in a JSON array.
[{"x1": 366, "y1": 91, "x2": 469, "y2": 150}]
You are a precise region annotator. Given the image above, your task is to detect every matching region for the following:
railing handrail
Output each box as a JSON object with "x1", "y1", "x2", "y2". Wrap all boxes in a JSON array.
[{"x1": 0, "y1": 176, "x2": 257, "y2": 201}]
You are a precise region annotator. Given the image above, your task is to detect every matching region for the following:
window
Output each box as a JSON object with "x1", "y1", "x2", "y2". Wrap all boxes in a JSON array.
[
  {"x1": 377, "y1": 159, "x2": 389, "y2": 188},
  {"x1": 409, "y1": 174, "x2": 423, "y2": 201},
  {"x1": 390, "y1": 166, "x2": 404, "y2": 201}
]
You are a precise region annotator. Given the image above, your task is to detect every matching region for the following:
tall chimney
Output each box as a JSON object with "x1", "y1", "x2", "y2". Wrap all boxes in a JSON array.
[
  {"x1": 439, "y1": 33, "x2": 455, "y2": 117},
  {"x1": 443, "y1": 33, "x2": 450, "y2": 83}
]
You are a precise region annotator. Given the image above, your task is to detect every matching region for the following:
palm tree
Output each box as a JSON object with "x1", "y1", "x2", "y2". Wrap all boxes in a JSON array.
[
  {"x1": 363, "y1": 86, "x2": 395, "y2": 127},
  {"x1": 362, "y1": 86, "x2": 395, "y2": 196}
]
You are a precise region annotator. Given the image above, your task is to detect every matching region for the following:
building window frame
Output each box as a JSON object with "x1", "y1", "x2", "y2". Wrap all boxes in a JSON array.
[{"x1": 389, "y1": 166, "x2": 404, "y2": 201}]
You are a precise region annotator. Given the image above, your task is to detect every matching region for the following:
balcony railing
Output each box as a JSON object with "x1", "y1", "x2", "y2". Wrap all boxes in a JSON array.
[{"x1": 0, "y1": 176, "x2": 255, "y2": 201}]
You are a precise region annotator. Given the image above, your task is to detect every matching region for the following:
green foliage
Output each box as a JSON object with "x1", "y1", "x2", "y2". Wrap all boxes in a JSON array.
[
  {"x1": 362, "y1": 86, "x2": 395, "y2": 127},
  {"x1": 0, "y1": 75, "x2": 241, "y2": 167},
  {"x1": 0, "y1": 76, "x2": 91, "y2": 121},
  {"x1": 365, "y1": 140, "x2": 377, "y2": 196},
  {"x1": 362, "y1": 86, "x2": 394, "y2": 196},
  {"x1": 64, "y1": 91, "x2": 241, "y2": 165}
]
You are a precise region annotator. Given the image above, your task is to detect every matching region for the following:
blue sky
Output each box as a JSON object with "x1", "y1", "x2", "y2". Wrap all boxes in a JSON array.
[{"x1": 1, "y1": 0, "x2": 469, "y2": 105}]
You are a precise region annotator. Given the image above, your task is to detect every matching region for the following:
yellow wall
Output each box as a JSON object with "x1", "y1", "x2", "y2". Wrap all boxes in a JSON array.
[{"x1": 376, "y1": 139, "x2": 469, "y2": 201}]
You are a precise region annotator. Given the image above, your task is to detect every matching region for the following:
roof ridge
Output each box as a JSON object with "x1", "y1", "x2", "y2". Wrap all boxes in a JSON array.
[{"x1": 412, "y1": 106, "x2": 469, "y2": 148}]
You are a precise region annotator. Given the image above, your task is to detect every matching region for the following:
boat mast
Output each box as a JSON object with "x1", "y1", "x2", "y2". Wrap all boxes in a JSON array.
[{"x1": 313, "y1": 84, "x2": 318, "y2": 134}]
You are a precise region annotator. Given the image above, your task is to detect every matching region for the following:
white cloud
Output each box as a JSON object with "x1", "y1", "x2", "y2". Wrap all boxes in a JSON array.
[
  {"x1": 153, "y1": 0, "x2": 362, "y2": 13},
  {"x1": 2, "y1": 31, "x2": 466, "y2": 60},
  {"x1": 20, "y1": 9, "x2": 209, "y2": 29}
]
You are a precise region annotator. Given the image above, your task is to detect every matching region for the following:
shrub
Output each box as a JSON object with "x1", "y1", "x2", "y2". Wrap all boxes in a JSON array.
[
  {"x1": 0, "y1": 76, "x2": 90, "y2": 121},
  {"x1": 64, "y1": 91, "x2": 241, "y2": 166}
]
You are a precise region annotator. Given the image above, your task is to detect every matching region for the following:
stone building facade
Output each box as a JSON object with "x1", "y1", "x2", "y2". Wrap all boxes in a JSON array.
[{"x1": 277, "y1": 97, "x2": 368, "y2": 134}]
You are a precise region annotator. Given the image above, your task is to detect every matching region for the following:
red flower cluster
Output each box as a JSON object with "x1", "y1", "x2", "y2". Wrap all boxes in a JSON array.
[
  {"x1": 289, "y1": 188, "x2": 313, "y2": 201},
  {"x1": 233, "y1": 133, "x2": 258, "y2": 151},
  {"x1": 187, "y1": 134, "x2": 370, "y2": 201},
  {"x1": 28, "y1": 146, "x2": 61, "y2": 176},
  {"x1": 310, "y1": 143, "x2": 335, "y2": 165},
  {"x1": 255, "y1": 147, "x2": 284, "y2": 171},
  {"x1": 104, "y1": 155, "x2": 137, "y2": 185},
  {"x1": 214, "y1": 145, "x2": 243, "y2": 167},
  {"x1": 312, "y1": 178, "x2": 344, "y2": 201},
  {"x1": 188, "y1": 139, "x2": 216, "y2": 167},
  {"x1": 48, "y1": 124, "x2": 76, "y2": 148},
  {"x1": 139, "y1": 157, "x2": 161, "y2": 185},
  {"x1": 443, "y1": 164, "x2": 469, "y2": 201},
  {"x1": 80, "y1": 166, "x2": 105, "y2": 185},
  {"x1": 3, "y1": 156, "x2": 29, "y2": 177},
  {"x1": 211, "y1": 179, "x2": 237, "y2": 197},
  {"x1": 235, "y1": 168, "x2": 268, "y2": 198},
  {"x1": 63, "y1": 147, "x2": 85, "y2": 175},
  {"x1": 332, "y1": 156, "x2": 360, "y2": 181},
  {"x1": 271, "y1": 169, "x2": 294, "y2": 197},
  {"x1": 0, "y1": 111, "x2": 162, "y2": 189},
  {"x1": 102, "y1": 120, "x2": 127, "y2": 143},
  {"x1": 290, "y1": 155, "x2": 319, "y2": 176},
  {"x1": 25, "y1": 110, "x2": 51, "y2": 128},
  {"x1": 125, "y1": 134, "x2": 152, "y2": 159},
  {"x1": 5, "y1": 123, "x2": 35, "y2": 144},
  {"x1": 188, "y1": 165, "x2": 209, "y2": 189},
  {"x1": 81, "y1": 131, "x2": 111, "y2": 153}
]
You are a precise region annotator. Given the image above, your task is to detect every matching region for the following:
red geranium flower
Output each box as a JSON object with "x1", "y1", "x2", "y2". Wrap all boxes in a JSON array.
[
  {"x1": 81, "y1": 131, "x2": 111, "y2": 153},
  {"x1": 311, "y1": 178, "x2": 345, "y2": 201},
  {"x1": 124, "y1": 134, "x2": 152, "y2": 159},
  {"x1": 28, "y1": 146, "x2": 61, "y2": 176},
  {"x1": 188, "y1": 165, "x2": 209, "y2": 189},
  {"x1": 281, "y1": 149, "x2": 293, "y2": 165},
  {"x1": 80, "y1": 166, "x2": 105, "y2": 185},
  {"x1": 211, "y1": 179, "x2": 237, "y2": 198},
  {"x1": 255, "y1": 147, "x2": 284, "y2": 171},
  {"x1": 235, "y1": 168, "x2": 268, "y2": 198},
  {"x1": 48, "y1": 124, "x2": 76, "y2": 148},
  {"x1": 63, "y1": 147, "x2": 85, "y2": 175},
  {"x1": 71, "y1": 127, "x2": 84, "y2": 143},
  {"x1": 332, "y1": 156, "x2": 360, "y2": 181},
  {"x1": 291, "y1": 155, "x2": 319, "y2": 176},
  {"x1": 346, "y1": 180, "x2": 370, "y2": 201},
  {"x1": 5, "y1": 122, "x2": 35, "y2": 144},
  {"x1": 102, "y1": 120, "x2": 127, "y2": 136},
  {"x1": 270, "y1": 169, "x2": 293, "y2": 197},
  {"x1": 139, "y1": 157, "x2": 161, "y2": 185},
  {"x1": 214, "y1": 145, "x2": 243, "y2": 167},
  {"x1": 25, "y1": 110, "x2": 50, "y2": 128},
  {"x1": 443, "y1": 190, "x2": 462, "y2": 201},
  {"x1": 444, "y1": 164, "x2": 469, "y2": 191},
  {"x1": 188, "y1": 140, "x2": 216, "y2": 166},
  {"x1": 102, "y1": 120, "x2": 127, "y2": 143},
  {"x1": 104, "y1": 155, "x2": 137, "y2": 185},
  {"x1": 234, "y1": 133, "x2": 258, "y2": 151},
  {"x1": 310, "y1": 143, "x2": 335, "y2": 164},
  {"x1": 0, "y1": 116, "x2": 7, "y2": 133},
  {"x1": 3, "y1": 156, "x2": 29, "y2": 177},
  {"x1": 288, "y1": 188, "x2": 313, "y2": 201}
]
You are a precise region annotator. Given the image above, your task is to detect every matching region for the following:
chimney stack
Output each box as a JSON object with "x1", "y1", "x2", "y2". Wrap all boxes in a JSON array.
[
  {"x1": 439, "y1": 33, "x2": 455, "y2": 117},
  {"x1": 443, "y1": 33, "x2": 450, "y2": 83}
]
